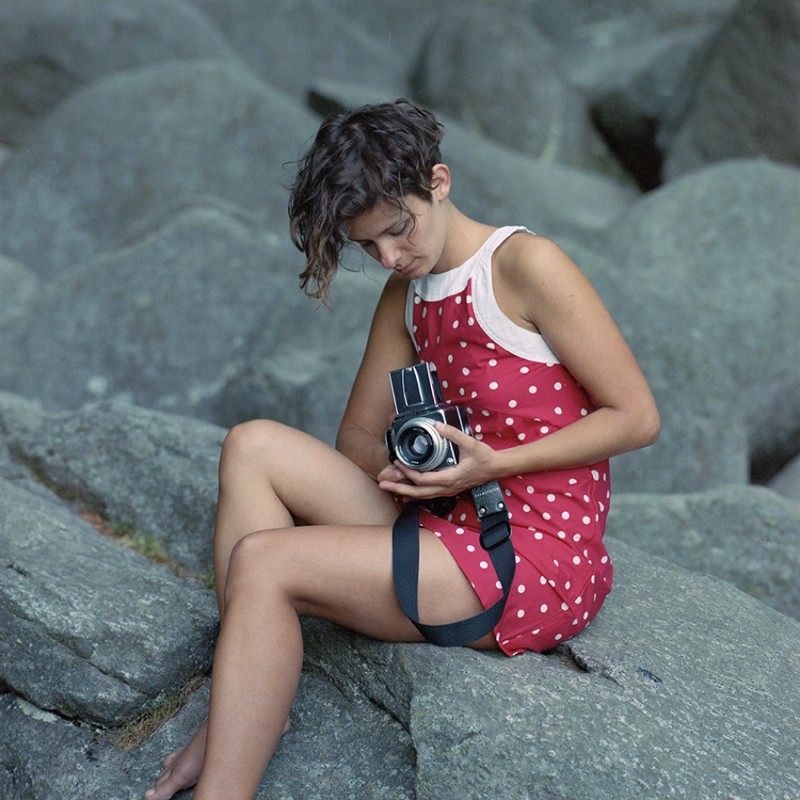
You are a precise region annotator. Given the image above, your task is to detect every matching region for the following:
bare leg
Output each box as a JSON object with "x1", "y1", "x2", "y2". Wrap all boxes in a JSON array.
[
  {"x1": 146, "y1": 421, "x2": 401, "y2": 800},
  {"x1": 193, "y1": 522, "x2": 495, "y2": 800}
]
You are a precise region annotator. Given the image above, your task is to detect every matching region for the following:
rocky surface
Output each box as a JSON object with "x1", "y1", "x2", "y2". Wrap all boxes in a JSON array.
[{"x1": 1, "y1": 1, "x2": 799, "y2": 798}]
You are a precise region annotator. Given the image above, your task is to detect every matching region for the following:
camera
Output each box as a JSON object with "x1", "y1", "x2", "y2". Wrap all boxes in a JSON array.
[{"x1": 385, "y1": 362, "x2": 472, "y2": 471}]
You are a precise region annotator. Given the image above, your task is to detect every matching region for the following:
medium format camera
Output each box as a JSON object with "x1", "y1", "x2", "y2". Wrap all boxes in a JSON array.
[{"x1": 385, "y1": 362, "x2": 472, "y2": 472}]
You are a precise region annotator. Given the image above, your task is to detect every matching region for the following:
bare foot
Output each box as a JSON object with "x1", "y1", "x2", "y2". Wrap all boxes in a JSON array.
[
  {"x1": 144, "y1": 717, "x2": 291, "y2": 800},
  {"x1": 145, "y1": 720, "x2": 208, "y2": 800}
]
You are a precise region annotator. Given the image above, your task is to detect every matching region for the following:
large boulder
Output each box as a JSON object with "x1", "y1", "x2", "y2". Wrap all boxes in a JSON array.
[
  {"x1": 0, "y1": 59, "x2": 318, "y2": 278},
  {"x1": 411, "y1": 6, "x2": 621, "y2": 179},
  {"x1": 0, "y1": 0, "x2": 238, "y2": 146},
  {"x1": 662, "y1": 0, "x2": 800, "y2": 179},
  {"x1": 0, "y1": 478, "x2": 217, "y2": 727},
  {"x1": 601, "y1": 158, "x2": 800, "y2": 479},
  {"x1": 0, "y1": 394, "x2": 223, "y2": 575},
  {"x1": 0, "y1": 205, "x2": 302, "y2": 417},
  {"x1": 607, "y1": 485, "x2": 800, "y2": 620},
  {"x1": 187, "y1": 0, "x2": 406, "y2": 103}
]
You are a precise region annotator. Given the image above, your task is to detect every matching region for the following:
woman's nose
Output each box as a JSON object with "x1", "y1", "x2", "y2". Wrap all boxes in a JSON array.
[{"x1": 378, "y1": 243, "x2": 401, "y2": 270}]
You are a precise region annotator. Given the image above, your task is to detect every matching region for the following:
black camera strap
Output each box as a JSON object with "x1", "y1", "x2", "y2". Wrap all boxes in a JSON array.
[{"x1": 392, "y1": 480, "x2": 515, "y2": 647}]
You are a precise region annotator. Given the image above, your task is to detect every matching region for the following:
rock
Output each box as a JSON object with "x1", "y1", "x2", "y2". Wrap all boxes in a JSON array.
[
  {"x1": 301, "y1": 537, "x2": 800, "y2": 800},
  {"x1": 187, "y1": 0, "x2": 406, "y2": 103},
  {"x1": 662, "y1": 0, "x2": 800, "y2": 179},
  {"x1": 555, "y1": 238, "x2": 749, "y2": 494},
  {"x1": 0, "y1": 478, "x2": 217, "y2": 727},
  {"x1": 0, "y1": 254, "x2": 39, "y2": 321},
  {"x1": 769, "y1": 454, "x2": 800, "y2": 503},
  {"x1": 0, "y1": 0, "x2": 238, "y2": 146},
  {"x1": 0, "y1": 393, "x2": 223, "y2": 575},
  {"x1": 0, "y1": 204, "x2": 303, "y2": 418},
  {"x1": 606, "y1": 486, "x2": 800, "y2": 620},
  {"x1": 0, "y1": 59, "x2": 319, "y2": 278},
  {"x1": 601, "y1": 158, "x2": 800, "y2": 478},
  {"x1": 411, "y1": 6, "x2": 622, "y2": 179}
]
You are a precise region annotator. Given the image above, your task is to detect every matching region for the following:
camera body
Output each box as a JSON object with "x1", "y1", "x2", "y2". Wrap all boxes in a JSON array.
[{"x1": 385, "y1": 362, "x2": 472, "y2": 472}]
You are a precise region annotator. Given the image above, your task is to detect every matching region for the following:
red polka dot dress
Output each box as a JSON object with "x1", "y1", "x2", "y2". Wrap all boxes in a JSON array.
[{"x1": 407, "y1": 226, "x2": 613, "y2": 656}]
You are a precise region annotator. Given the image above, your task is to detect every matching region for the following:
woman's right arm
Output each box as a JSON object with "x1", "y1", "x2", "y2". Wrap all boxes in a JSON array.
[{"x1": 336, "y1": 273, "x2": 417, "y2": 480}]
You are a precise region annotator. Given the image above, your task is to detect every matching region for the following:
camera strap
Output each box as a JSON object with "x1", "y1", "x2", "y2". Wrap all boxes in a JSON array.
[{"x1": 391, "y1": 480, "x2": 515, "y2": 647}]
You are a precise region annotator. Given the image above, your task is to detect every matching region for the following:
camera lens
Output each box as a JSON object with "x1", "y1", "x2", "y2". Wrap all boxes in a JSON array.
[{"x1": 395, "y1": 418, "x2": 450, "y2": 471}]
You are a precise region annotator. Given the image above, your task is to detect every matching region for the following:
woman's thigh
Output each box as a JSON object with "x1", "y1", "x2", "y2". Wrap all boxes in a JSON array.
[
  {"x1": 222, "y1": 419, "x2": 399, "y2": 527},
  {"x1": 228, "y1": 522, "x2": 497, "y2": 650}
]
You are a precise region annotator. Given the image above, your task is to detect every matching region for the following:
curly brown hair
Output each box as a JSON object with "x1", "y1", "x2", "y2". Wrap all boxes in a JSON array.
[{"x1": 288, "y1": 100, "x2": 444, "y2": 301}]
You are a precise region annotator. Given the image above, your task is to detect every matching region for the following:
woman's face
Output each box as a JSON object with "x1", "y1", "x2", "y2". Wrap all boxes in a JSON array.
[{"x1": 346, "y1": 193, "x2": 445, "y2": 280}]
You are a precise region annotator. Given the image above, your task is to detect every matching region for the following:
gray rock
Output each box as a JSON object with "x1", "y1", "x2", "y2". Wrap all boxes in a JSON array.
[
  {"x1": 304, "y1": 537, "x2": 800, "y2": 800},
  {"x1": 411, "y1": 6, "x2": 622, "y2": 179},
  {"x1": 0, "y1": 478, "x2": 216, "y2": 726},
  {"x1": 556, "y1": 237, "x2": 749, "y2": 494},
  {"x1": 0, "y1": 254, "x2": 39, "y2": 322},
  {"x1": 769, "y1": 453, "x2": 800, "y2": 503},
  {"x1": 607, "y1": 486, "x2": 800, "y2": 620},
  {"x1": 662, "y1": 0, "x2": 800, "y2": 179},
  {"x1": 0, "y1": 59, "x2": 318, "y2": 278},
  {"x1": 601, "y1": 158, "x2": 800, "y2": 477},
  {"x1": 0, "y1": 204, "x2": 303, "y2": 420},
  {"x1": 0, "y1": 0, "x2": 238, "y2": 146},
  {"x1": 187, "y1": 0, "x2": 406, "y2": 103},
  {"x1": 0, "y1": 394, "x2": 224, "y2": 574}
]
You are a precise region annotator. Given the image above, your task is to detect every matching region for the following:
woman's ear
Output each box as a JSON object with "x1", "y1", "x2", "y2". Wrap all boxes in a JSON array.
[{"x1": 430, "y1": 163, "x2": 451, "y2": 201}]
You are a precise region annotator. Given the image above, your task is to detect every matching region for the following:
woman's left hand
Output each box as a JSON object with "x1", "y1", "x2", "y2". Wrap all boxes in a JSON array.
[{"x1": 377, "y1": 422, "x2": 499, "y2": 499}]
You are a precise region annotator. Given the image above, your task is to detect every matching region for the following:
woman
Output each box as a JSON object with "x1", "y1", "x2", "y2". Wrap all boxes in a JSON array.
[{"x1": 146, "y1": 100, "x2": 659, "y2": 800}]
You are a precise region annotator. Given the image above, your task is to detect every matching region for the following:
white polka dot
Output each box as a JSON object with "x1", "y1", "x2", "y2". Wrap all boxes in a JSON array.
[
  {"x1": 517, "y1": 609, "x2": 525, "y2": 618},
  {"x1": 547, "y1": 493, "x2": 556, "y2": 502},
  {"x1": 414, "y1": 295, "x2": 421, "y2": 304},
  {"x1": 468, "y1": 318, "x2": 474, "y2": 326},
  {"x1": 489, "y1": 381, "x2": 499, "y2": 390},
  {"x1": 541, "y1": 426, "x2": 550, "y2": 434},
  {"x1": 508, "y1": 399, "x2": 518, "y2": 408},
  {"x1": 479, "y1": 561, "x2": 489, "y2": 570},
  {"x1": 455, "y1": 295, "x2": 463, "y2": 304},
  {"x1": 540, "y1": 604, "x2": 549, "y2": 614},
  {"x1": 561, "y1": 511, "x2": 570, "y2": 520},
  {"x1": 505, "y1": 417, "x2": 514, "y2": 426},
  {"x1": 448, "y1": 354, "x2": 454, "y2": 363},
  {"x1": 601, "y1": 555, "x2": 609, "y2": 564},
  {"x1": 526, "y1": 485, "x2": 535, "y2": 494},
  {"x1": 487, "y1": 342, "x2": 495, "y2": 349},
  {"x1": 455, "y1": 527, "x2": 464, "y2": 534},
  {"x1": 517, "y1": 433, "x2": 526, "y2": 441},
  {"x1": 554, "y1": 407, "x2": 563, "y2": 415},
  {"x1": 582, "y1": 516, "x2": 591, "y2": 525},
  {"x1": 534, "y1": 532, "x2": 543, "y2": 540},
  {"x1": 554, "y1": 382, "x2": 563, "y2": 390},
  {"x1": 452, "y1": 320, "x2": 459, "y2": 328},
  {"x1": 575, "y1": 596, "x2": 583, "y2": 604},
  {"x1": 528, "y1": 385, "x2": 538, "y2": 394},
  {"x1": 565, "y1": 581, "x2": 571, "y2": 590},
  {"x1": 572, "y1": 555, "x2": 581, "y2": 565},
  {"x1": 522, "y1": 504, "x2": 531, "y2": 513},
  {"x1": 557, "y1": 530, "x2": 566, "y2": 539},
  {"x1": 542, "y1": 512, "x2": 551, "y2": 521},
  {"x1": 561, "y1": 602, "x2": 569, "y2": 611},
  {"x1": 573, "y1": 534, "x2": 581, "y2": 542},
  {"x1": 554, "y1": 633, "x2": 563, "y2": 641},
  {"x1": 592, "y1": 470, "x2": 600, "y2": 480},
  {"x1": 467, "y1": 545, "x2": 475, "y2": 552},
  {"x1": 460, "y1": 341, "x2": 468, "y2": 348},
  {"x1": 489, "y1": 358, "x2": 497, "y2": 367},
  {"x1": 539, "y1": 576, "x2": 547, "y2": 585},
  {"x1": 520, "y1": 366, "x2": 529, "y2": 373},
  {"x1": 517, "y1": 584, "x2": 526, "y2": 593}
]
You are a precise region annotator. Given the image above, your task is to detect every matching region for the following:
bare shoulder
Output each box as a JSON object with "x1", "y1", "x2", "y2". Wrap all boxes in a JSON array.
[{"x1": 495, "y1": 232, "x2": 578, "y2": 288}]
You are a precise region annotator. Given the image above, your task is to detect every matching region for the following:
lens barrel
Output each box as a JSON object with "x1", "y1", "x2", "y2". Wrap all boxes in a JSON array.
[{"x1": 394, "y1": 418, "x2": 450, "y2": 471}]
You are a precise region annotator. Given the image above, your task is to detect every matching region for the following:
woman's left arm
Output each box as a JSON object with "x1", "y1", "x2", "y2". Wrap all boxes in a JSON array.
[{"x1": 379, "y1": 235, "x2": 660, "y2": 499}]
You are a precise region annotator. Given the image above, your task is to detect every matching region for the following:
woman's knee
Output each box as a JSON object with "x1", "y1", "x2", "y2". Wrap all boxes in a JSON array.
[{"x1": 223, "y1": 529, "x2": 287, "y2": 605}]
